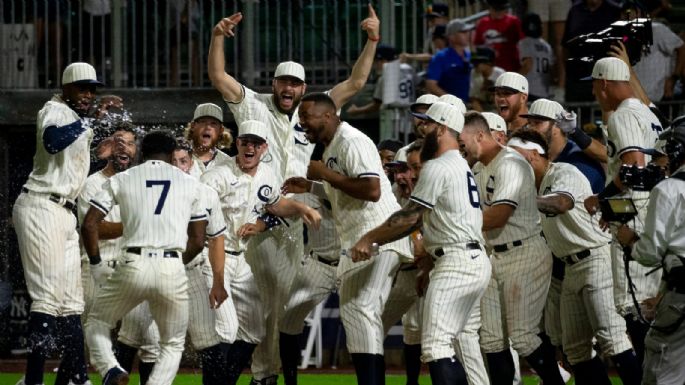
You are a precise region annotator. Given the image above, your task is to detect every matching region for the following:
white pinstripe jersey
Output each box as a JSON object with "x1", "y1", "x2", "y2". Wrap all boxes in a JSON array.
[
  {"x1": 302, "y1": 193, "x2": 341, "y2": 261},
  {"x1": 201, "y1": 157, "x2": 281, "y2": 253},
  {"x1": 410, "y1": 150, "x2": 484, "y2": 252},
  {"x1": 90, "y1": 160, "x2": 207, "y2": 251},
  {"x1": 198, "y1": 183, "x2": 228, "y2": 239},
  {"x1": 24, "y1": 95, "x2": 94, "y2": 200},
  {"x1": 605, "y1": 98, "x2": 662, "y2": 201},
  {"x1": 322, "y1": 122, "x2": 412, "y2": 259},
  {"x1": 226, "y1": 86, "x2": 317, "y2": 184},
  {"x1": 539, "y1": 162, "x2": 610, "y2": 257},
  {"x1": 78, "y1": 170, "x2": 122, "y2": 261},
  {"x1": 189, "y1": 149, "x2": 232, "y2": 180},
  {"x1": 478, "y1": 146, "x2": 541, "y2": 245}
]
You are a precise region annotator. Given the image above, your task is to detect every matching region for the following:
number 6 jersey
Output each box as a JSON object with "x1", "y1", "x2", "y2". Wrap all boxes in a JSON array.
[{"x1": 90, "y1": 160, "x2": 207, "y2": 251}]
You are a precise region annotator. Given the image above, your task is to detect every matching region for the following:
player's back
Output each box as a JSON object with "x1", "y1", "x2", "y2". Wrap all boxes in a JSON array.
[{"x1": 106, "y1": 160, "x2": 204, "y2": 251}]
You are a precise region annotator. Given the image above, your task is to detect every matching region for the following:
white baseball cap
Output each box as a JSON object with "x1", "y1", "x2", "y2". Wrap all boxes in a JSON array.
[
  {"x1": 438, "y1": 94, "x2": 467, "y2": 114},
  {"x1": 274, "y1": 61, "x2": 305, "y2": 82},
  {"x1": 238, "y1": 120, "x2": 269, "y2": 143},
  {"x1": 491, "y1": 72, "x2": 528, "y2": 94},
  {"x1": 193, "y1": 103, "x2": 223, "y2": 122},
  {"x1": 445, "y1": 18, "x2": 475, "y2": 35},
  {"x1": 520, "y1": 99, "x2": 564, "y2": 121},
  {"x1": 410, "y1": 94, "x2": 439, "y2": 112},
  {"x1": 586, "y1": 57, "x2": 630, "y2": 81},
  {"x1": 482, "y1": 112, "x2": 507, "y2": 133},
  {"x1": 412, "y1": 101, "x2": 465, "y2": 133},
  {"x1": 61, "y1": 62, "x2": 103, "y2": 86}
]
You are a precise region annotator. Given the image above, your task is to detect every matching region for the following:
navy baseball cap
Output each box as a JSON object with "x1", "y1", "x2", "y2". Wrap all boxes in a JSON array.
[
  {"x1": 375, "y1": 44, "x2": 398, "y2": 61},
  {"x1": 471, "y1": 46, "x2": 496, "y2": 64},
  {"x1": 425, "y1": 3, "x2": 449, "y2": 18}
]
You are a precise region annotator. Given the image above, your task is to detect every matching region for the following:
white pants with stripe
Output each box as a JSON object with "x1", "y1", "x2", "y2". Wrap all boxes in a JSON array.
[
  {"x1": 480, "y1": 235, "x2": 552, "y2": 357},
  {"x1": 13, "y1": 193, "x2": 83, "y2": 316},
  {"x1": 279, "y1": 255, "x2": 338, "y2": 335},
  {"x1": 642, "y1": 291, "x2": 685, "y2": 385},
  {"x1": 381, "y1": 265, "x2": 421, "y2": 344},
  {"x1": 117, "y1": 301, "x2": 160, "y2": 363},
  {"x1": 561, "y1": 246, "x2": 633, "y2": 364},
  {"x1": 421, "y1": 247, "x2": 491, "y2": 362},
  {"x1": 228, "y1": 252, "x2": 265, "y2": 344},
  {"x1": 339, "y1": 250, "x2": 401, "y2": 354},
  {"x1": 85, "y1": 252, "x2": 188, "y2": 385}
]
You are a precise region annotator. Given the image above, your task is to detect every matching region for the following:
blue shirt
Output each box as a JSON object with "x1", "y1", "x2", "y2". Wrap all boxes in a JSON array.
[
  {"x1": 426, "y1": 47, "x2": 471, "y2": 101},
  {"x1": 556, "y1": 139, "x2": 606, "y2": 194}
]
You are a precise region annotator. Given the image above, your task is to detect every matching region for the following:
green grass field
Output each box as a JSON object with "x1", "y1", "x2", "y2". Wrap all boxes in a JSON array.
[{"x1": 0, "y1": 373, "x2": 624, "y2": 384}]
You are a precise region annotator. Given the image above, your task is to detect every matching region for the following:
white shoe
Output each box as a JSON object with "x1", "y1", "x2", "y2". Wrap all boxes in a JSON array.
[{"x1": 559, "y1": 362, "x2": 572, "y2": 383}]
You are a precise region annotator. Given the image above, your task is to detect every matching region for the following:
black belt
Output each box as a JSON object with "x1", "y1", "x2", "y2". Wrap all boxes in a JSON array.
[
  {"x1": 560, "y1": 249, "x2": 591, "y2": 266},
  {"x1": 435, "y1": 242, "x2": 482, "y2": 257},
  {"x1": 22, "y1": 187, "x2": 76, "y2": 211},
  {"x1": 399, "y1": 264, "x2": 418, "y2": 271},
  {"x1": 126, "y1": 247, "x2": 179, "y2": 258},
  {"x1": 226, "y1": 250, "x2": 242, "y2": 256},
  {"x1": 492, "y1": 239, "x2": 523, "y2": 253},
  {"x1": 317, "y1": 255, "x2": 339, "y2": 267},
  {"x1": 551, "y1": 257, "x2": 566, "y2": 280}
]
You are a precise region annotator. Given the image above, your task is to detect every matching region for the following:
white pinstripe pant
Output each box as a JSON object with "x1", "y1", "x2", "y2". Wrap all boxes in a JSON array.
[
  {"x1": 279, "y1": 254, "x2": 338, "y2": 335},
  {"x1": 381, "y1": 266, "x2": 421, "y2": 345},
  {"x1": 421, "y1": 247, "x2": 491, "y2": 362},
  {"x1": 560, "y1": 246, "x2": 633, "y2": 364},
  {"x1": 85, "y1": 253, "x2": 188, "y2": 385},
  {"x1": 480, "y1": 235, "x2": 552, "y2": 357},
  {"x1": 228, "y1": 253, "x2": 265, "y2": 344},
  {"x1": 117, "y1": 301, "x2": 160, "y2": 363},
  {"x1": 339, "y1": 250, "x2": 401, "y2": 354},
  {"x1": 544, "y1": 275, "x2": 563, "y2": 347},
  {"x1": 642, "y1": 291, "x2": 685, "y2": 385},
  {"x1": 13, "y1": 193, "x2": 83, "y2": 316}
]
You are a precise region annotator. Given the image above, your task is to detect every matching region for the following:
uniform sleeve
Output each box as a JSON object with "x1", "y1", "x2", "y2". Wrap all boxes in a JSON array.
[
  {"x1": 90, "y1": 178, "x2": 117, "y2": 215},
  {"x1": 200, "y1": 169, "x2": 226, "y2": 198},
  {"x1": 225, "y1": 86, "x2": 272, "y2": 125},
  {"x1": 608, "y1": 110, "x2": 648, "y2": 157},
  {"x1": 409, "y1": 161, "x2": 444, "y2": 209},
  {"x1": 548, "y1": 164, "x2": 592, "y2": 203},
  {"x1": 38, "y1": 104, "x2": 86, "y2": 154},
  {"x1": 490, "y1": 155, "x2": 533, "y2": 207},
  {"x1": 78, "y1": 179, "x2": 98, "y2": 224},
  {"x1": 203, "y1": 186, "x2": 227, "y2": 238},
  {"x1": 189, "y1": 183, "x2": 208, "y2": 222},
  {"x1": 339, "y1": 137, "x2": 383, "y2": 179},
  {"x1": 632, "y1": 184, "x2": 674, "y2": 267},
  {"x1": 655, "y1": 23, "x2": 683, "y2": 54}
]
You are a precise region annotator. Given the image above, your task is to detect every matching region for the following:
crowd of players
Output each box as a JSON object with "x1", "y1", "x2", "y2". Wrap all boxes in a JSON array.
[{"x1": 9, "y1": 2, "x2": 685, "y2": 385}]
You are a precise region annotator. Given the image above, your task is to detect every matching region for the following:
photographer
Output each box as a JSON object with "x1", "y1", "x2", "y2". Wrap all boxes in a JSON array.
[
  {"x1": 583, "y1": 56, "x2": 665, "y2": 364},
  {"x1": 616, "y1": 120, "x2": 685, "y2": 385}
]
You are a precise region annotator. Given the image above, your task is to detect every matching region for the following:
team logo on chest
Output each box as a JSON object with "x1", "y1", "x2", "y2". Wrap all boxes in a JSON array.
[
  {"x1": 326, "y1": 157, "x2": 342, "y2": 173},
  {"x1": 257, "y1": 184, "x2": 273, "y2": 203},
  {"x1": 294, "y1": 124, "x2": 310, "y2": 146},
  {"x1": 485, "y1": 175, "x2": 495, "y2": 204}
]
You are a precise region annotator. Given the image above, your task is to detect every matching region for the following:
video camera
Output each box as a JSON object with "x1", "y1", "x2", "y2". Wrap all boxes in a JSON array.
[
  {"x1": 566, "y1": 18, "x2": 653, "y2": 66},
  {"x1": 619, "y1": 163, "x2": 667, "y2": 191},
  {"x1": 599, "y1": 197, "x2": 638, "y2": 224}
]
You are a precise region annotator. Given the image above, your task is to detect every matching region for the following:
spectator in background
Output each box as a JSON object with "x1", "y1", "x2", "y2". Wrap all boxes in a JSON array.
[
  {"x1": 518, "y1": 13, "x2": 554, "y2": 101},
  {"x1": 426, "y1": 18, "x2": 474, "y2": 101},
  {"x1": 169, "y1": 0, "x2": 201, "y2": 86},
  {"x1": 526, "y1": 0, "x2": 570, "y2": 97},
  {"x1": 34, "y1": 0, "x2": 69, "y2": 87},
  {"x1": 400, "y1": 5, "x2": 449, "y2": 65},
  {"x1": 474, "y1": 0, "x2": 524, "y2": 72},
  {"x1": 79, "y1": 0, "x2": 113, "y2": 82},
  {"x1": 623, "y1": 1, "x2": 685, "y2": 101},
  {"x1": 562, "y1": 0, "x2": 621, "y2": 102},
  {"x1": 470, "y1": 46, "x2": 505, "y2": 111}
]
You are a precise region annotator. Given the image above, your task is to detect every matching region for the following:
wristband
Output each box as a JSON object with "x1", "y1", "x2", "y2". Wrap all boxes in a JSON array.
[
  {"x1": 569, "y1": 127, "x2": 592, "y2": 150},
  {"x1": 89, "y1": 255, "x2": 102, "y2": 265},
  {"x1": 368, "y1": 35, "x2": 380, "y2": 42},
  {"x1": 598, "y1": 180, "x2": 622, "y2": 200}
]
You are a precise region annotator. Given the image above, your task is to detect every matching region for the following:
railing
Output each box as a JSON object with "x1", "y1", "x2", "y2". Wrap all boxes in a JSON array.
[{"x1": 0, "y1": 0, "x2": 489, "y2": 90}]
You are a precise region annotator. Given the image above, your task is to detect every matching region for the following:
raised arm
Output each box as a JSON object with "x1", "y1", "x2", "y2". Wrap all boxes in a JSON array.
[
  {"x1": 329, "y1": 4, "x2": 379, "y2": 108},
  {"x1": 208, "y1": 13, "x2": 245, "y2": 103}
]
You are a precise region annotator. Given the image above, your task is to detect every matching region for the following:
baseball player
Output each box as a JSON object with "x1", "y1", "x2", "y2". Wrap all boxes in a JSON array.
[
  {"x1": 293, "y1": 93, "x2": 411, "y2": 385},
  {"x1": 12, "y1": 62, "x2": 110, "y2": 385},
  {"x1": 200, "y1": 120, "x2": 322, "y2": 385},
  {"x1": 208, "y1": 8, "x2": 380, "y2": 383},
  {"x1": 492, "y1": 72, "x2": 530, "y2": 134},
  {"x1": 183, "y1": 102, "x2": 233, "y2": 178},
  {"x1": 509, "y1": 130, "x2": 641, "y2": 385},
  {"x1": 82, "y1": 130, "x2": 208, "y2": 385},
  {"x1": 171, "y1": 138, "x2": 235, "y2": 385},
  {"x1": 351, "y1": 101, "x2": 491, "y2": 385},
  {"x1": 584, "y1": 57, "x2": 664, "y2": 364},
  {"x1": 459, "y1": 112, "x2": 563, "y2": 385}
]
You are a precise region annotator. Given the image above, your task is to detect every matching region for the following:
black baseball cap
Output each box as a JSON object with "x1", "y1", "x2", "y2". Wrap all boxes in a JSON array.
[
  {"x1": 425, "y1": 3, "x2": 449, "y2": 18},
  {"x1": 471, "y1": 46, "x2": 496, "y2": 65},
  {"x1": 432, "y1": 24, "x2": 447, "y2": 39},
  {"x1": 375, "y1": 44, "x2": 398, "y2": 61}
]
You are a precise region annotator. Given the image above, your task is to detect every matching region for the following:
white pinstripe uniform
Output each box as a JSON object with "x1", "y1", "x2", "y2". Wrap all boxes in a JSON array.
[
  {"x1": 185, "y1": 183, "x2": 236, "y2": 350},
  {"x1": 13, "y1": 94, "x2": 92, "y2": 317},
  {"x1": 537, "y1": 162, "x2": 633, "y2": 364},
  {"x1": 77, "y1": 171, "x2": 161, "y2": 363},
  {"x1": 409, "y1": 149, "x2": 491, "y2": 362},
  {"x1": 476, "y1": 146, "x2": 553, "y2": 356},
  {"x1": 320, "y1": 121, "x2": 412, "y2": 354},
  {"x1": 604, "y1": 98, "x2": 663, "y2": 317},
  {"x1": 227, "y1": 85, "x2": 312, "y2": 378},
  {"x1": 279, "y1": 194, "x2": 341, "y2": 335},
  {"x1": 201, "y1": 156, "x2": 285, "y2": 346},
  {"x1": 84, "y1": 160, "x2": 206, "y2": 384},
  {"x1": 189, "y1": 149, "x2": 231, "y2": 180}
]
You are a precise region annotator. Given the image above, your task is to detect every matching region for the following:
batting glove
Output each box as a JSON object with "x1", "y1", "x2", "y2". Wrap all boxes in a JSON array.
[
  {"x1": 90, "y1": 261, "x2": 114, "y2": 288},
  {"x1": 555, "y1": 111, "x2": 578, "y2": 134}
]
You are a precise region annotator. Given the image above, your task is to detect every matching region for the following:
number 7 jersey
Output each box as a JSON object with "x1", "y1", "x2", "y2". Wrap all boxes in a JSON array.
[{"x1": 90, "y1": 160, "x2": 207, "y2": 251}]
